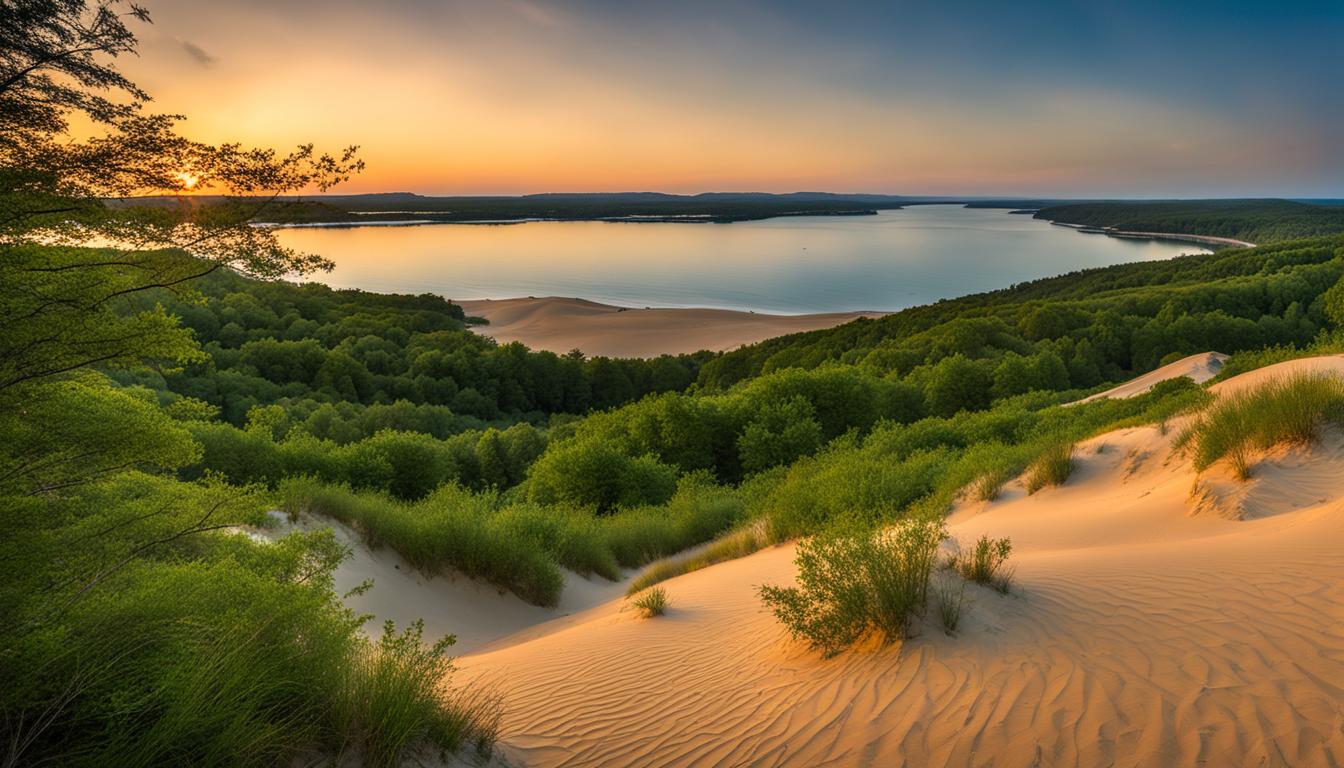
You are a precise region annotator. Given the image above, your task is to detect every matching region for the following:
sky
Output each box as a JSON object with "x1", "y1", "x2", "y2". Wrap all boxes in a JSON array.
[{"x1": 121, "y1": 0, "x2": 1344, "y2": 197}]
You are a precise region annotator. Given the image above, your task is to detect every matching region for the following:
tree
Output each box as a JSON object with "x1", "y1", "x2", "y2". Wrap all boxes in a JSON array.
[
  {"x1": 738, "y1": 396, "x2": 822, "y2": 474},
  {"x1": 923, "y1": 354, "x2": 993, "y2": 417},
  {"x1": 1, "y1": 0, "x2": 362, "y2": 396}
]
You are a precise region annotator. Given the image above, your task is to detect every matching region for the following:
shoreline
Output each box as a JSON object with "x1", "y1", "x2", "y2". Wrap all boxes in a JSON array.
[
  {"x1": 456, "y1": 297, "x2": 886, "y2": 358},
  {"x1": 1047, "y1": 220, "x2": 1255, "y2": 249}
]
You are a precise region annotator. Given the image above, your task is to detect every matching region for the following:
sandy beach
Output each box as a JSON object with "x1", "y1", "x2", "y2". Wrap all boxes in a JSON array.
[
  {"x1": 456, "y1": 297, "x2": 885, "y2": 358},
  {"x1": 434, "y1": 355, "x2": 1344, "y2": 767}
]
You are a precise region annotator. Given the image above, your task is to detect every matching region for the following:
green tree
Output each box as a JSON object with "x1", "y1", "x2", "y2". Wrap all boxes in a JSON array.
[{"x1": 738, "y1": 396, "x2": 823, "y2": 474}]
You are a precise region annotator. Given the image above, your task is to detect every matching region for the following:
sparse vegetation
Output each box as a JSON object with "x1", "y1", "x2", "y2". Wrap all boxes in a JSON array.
[
  {"x1": 952, "y1": 535, "x2": 1016, "y2": 594},
  {"x1": 627, "y1": 527, "x2": 765, "y2": 595},
  {"x1": 1025, "y1": 440, "x2": 1075, "y2": 494},
  {"x1": 631, "y1": 587, "x2": 669, "y2": 618},
  {"x1": 1178, "y1": 372, "x2": 1344, "y2": 479},
  {"x1": 933, "y1": 575, "x2": 968, "y2": 634},
  {"x1": 758, "y1": 519, "x2": 945, "y2": 657}
]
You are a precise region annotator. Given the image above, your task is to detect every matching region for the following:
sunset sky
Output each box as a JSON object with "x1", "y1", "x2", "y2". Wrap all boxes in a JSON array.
[{"x1": 123, "y1": 0, "x2": 1344, "y2": 197}]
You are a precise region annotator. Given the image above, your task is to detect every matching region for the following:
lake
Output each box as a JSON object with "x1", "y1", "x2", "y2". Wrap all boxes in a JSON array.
[{"x1": 276, "y1": 205, "x2": 1205, "y2": 315}]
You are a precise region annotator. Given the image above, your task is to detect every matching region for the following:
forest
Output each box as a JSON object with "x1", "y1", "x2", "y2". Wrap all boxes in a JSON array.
[
  {"x1": 116, "y1": 191, "x2": 915, "y2": 225},
  {"x1": 1034, "y1": 199, "x2": 1344, "y2": 244}
]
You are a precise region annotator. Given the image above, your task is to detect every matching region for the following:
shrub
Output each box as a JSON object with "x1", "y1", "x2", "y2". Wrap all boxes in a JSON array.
[
  {"x1": 631, "y1": 587, "x2": 668, "y2": 618},
  {"x1": 737, "y1": 395, "x2": 823, "y2": 474},
  {"x1": 758, "y1": 518, "x2": 945, "y2": 657},
  {"x1": 1178, "y1": 372, "x2": 1344, "y2": 479},
  {"x1": 1025, "y1": 440, "x2": 1074, "y2": 493},
  {"x1": 602, "y1": 476, "x2": 745, "y2": 567},
  {"x1": 952, "y1": 535, "x2": 1015, "y2": 593},
  {"x1": 526, "y1": 437, "x2": 678, "y2": 512}
]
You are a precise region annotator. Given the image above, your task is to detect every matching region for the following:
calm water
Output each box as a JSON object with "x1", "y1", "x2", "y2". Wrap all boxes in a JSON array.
[{"x1": 277, "y1": 205, "x2": 1204, "y2": 315}]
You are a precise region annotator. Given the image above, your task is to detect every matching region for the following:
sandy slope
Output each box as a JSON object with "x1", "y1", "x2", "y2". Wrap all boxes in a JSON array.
[
  {"x1": 252, "y1": 513, "x2": 627, "y2": 654},
  {"x1": 456, "y1": 297, "x2": 884, "y2": 358},
  {"x1": 455, "y1": 357, "x2": 1344, "y2": 767},
  {"x1": 1076, "y1": 351, "x2": 1228, "y2": 403}
]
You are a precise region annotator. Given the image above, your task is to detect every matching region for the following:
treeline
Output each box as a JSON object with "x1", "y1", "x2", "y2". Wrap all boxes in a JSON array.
[
  {"x1": 1034, "y1": 199, "x2": 1344, "y2": 245},
  {"x1": 694, "y1": 236, "x2": 1344, "y2": 389},
  {"x1": 124, "y1": 268, "x2": 707, "y2": 426},
  {"x1": 120, "y1": 192, "x2": 915, "y2": 225}
]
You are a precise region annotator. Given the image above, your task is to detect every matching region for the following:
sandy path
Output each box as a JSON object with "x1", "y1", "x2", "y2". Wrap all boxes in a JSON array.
[
  {"x1": 456, "y1": 297, "x2": 884, "y2": 358},
  {"x1": 456, "y1": 357, "x2": 1344, "y2": 767}
]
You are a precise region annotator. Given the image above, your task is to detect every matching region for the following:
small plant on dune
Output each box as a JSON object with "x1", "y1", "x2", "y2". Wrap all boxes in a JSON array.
[
  {"x1": 971, "y1": 466, "x2": 1014, "y2": 502},
  {"x1": 933, "y1": 574, "x2": 967, "y2": 635},
  {"x1": 952, "y1": 534, "x2": 1015, "y2": 594},
  {"x1": 1025, "y1": 440, "x2": 1074, "y2": 494},
  {"x1": 1178, "y1": 372, "x2": 1344, "y2": 481},
  {"x1": 758, "y1": 518, "x2": 945, "y2": 657},
  {"x1": 631, "y1": 587, "x2": 669, "y2": 618}
]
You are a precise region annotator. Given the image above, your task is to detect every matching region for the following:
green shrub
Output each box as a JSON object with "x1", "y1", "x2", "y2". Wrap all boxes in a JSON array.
[
  {"x1": 601, "y1": 476, "x2": 745, "y2": 567},
  {"x1": 526, "y1": 437, "x2": 678, "y2": 512},
  {"x1": 758, "y1": 518, "x2": 945, "y2": 657},
  {"x1": 631, "y1": 587, "x2": 668, "y2": 618}
]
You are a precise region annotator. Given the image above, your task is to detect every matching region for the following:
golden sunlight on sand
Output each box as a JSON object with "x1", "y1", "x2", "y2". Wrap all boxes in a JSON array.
[{"x1": 443, "y1": 355, "x2": 1344, "y2": 767}]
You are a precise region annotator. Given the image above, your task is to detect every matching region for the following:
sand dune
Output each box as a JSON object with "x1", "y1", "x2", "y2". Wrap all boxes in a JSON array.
[
  {"x1": 456, "y1": 297, "x2": 884, "y2": 358},
  {"x1": 454, "y1": 356, "x2": 1344, "y2": 767},
  {"x1": 252, "y1": 513, "x2": 627, "y2": 654},
  {"x1": 1076, "y1": 351, "x2": 1228, "y2": 403}
]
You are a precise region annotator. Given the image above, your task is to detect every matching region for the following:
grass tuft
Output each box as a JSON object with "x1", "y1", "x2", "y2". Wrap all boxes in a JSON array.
[
  {"x1": 1025, "y1": 440, "x2": 1074, "y2": 494},
  {"x1": 1178, "y1": 372, "x2": 1344, "y2": 480},
  {"x1": 952, "y1": 535, "x2": 1015, "y2": 594},
  {"x1": 631, "y1": 587, "x2": 669, "y2": 618},
  {"x1": 933, "y1": 575, "x2": 967, "y2": 635}
]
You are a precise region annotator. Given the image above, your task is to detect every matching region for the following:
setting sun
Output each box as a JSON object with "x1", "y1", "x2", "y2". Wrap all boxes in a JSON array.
[{"x1": 174, "y1": 171, "x2": 199, "y2": 189}]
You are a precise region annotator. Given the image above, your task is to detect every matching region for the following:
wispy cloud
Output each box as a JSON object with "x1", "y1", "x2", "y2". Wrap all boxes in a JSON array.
[{"x1": 177, "y1": 38, "x2": 217, "y2": 67}]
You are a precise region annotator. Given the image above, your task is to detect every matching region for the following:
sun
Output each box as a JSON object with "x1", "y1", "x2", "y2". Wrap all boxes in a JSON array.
[{"x1": 174, "y1": 171, "x2": 200, "y2": 190}]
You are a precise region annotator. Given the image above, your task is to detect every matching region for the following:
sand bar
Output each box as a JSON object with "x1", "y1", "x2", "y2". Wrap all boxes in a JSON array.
[{"x1": 456, "y1": 297, "x2": 884, "y2": 358}]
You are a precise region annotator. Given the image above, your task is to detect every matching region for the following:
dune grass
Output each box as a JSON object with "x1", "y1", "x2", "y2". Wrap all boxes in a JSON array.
[
  {"x1": 631, "y1": 587, "x2": 669, "y2": 618},
  {"x1": 951, "y1": 534, "x2": 1015, "y2": 594},
  {"x1": 626, "y1": 526, "x2": 765, "y2": 595},
  {"x1": 278, "y1": 475, "x2": 744, "y2": 607},
  {"x1": 933, "y1": 575, "x2": 967, "y2": 635},
  {"x1": 338, "y1": 620, "x2": 501, "y2": 767},
  {"x1": 1177, "y1": 371, "x2": 1344, "y2": 479},
  {"x1": 1025, "y1": 440, "x2": 1075, "y2": 494}
]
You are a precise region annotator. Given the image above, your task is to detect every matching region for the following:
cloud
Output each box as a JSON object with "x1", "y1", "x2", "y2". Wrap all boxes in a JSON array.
[{"x1": 177, "y1": 38, "x2": 217, "y2": 67}]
